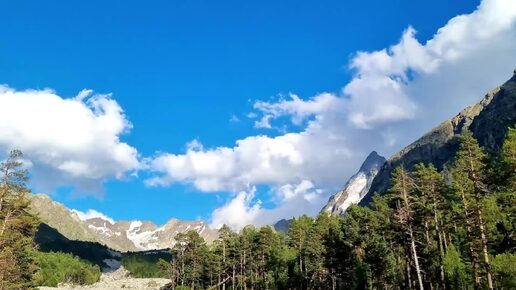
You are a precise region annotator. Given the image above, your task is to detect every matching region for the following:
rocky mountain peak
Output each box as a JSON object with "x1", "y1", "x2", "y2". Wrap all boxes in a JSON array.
[
  {"x1": 321, "y1": 151, "x2": 386, "y2": 216},
  {"x1": 359, "y1": 151, "x2": 386, "y2": 173}
]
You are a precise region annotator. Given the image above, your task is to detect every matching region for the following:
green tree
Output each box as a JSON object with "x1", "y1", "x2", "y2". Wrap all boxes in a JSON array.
[
  {"x1": 254, "y1": 226, "x2": 279, "y2": 289},
  {"x1": 491, "y1": 253, "x2": 516, "y2": 289},
  {"x1": 213, "y1": 225, "x2": 238, "y2": 290},
  {"x1": 239, "y1": 225, "x2": 257, "y2": 290},
  {"x1": 33, "y1": 251, "x2": 101, "y2": 286},
  {"x1": 390, "y1": 166, "x2": 424, "y2": 290},
  {"x1": 0, "y1": 150, "x2": 39, "y2": 290},
  {"x1": 413, "y1": 163, "x2": 449, "y2": 289},
  {"x1": 287, "y1": 215, "x2": 313, "y2": 289},
  {"x1": 451, "y1": 131, "x2": 494, "y2": 290},
  {"x1": 443, "y1": 244, "x2": 468, "y2": 289},
  {"x1": 501, "y1": 127, "x2": 516, "y2": 190},
  {"x1": 169, "y1": 231, "x2": 208, "y2": 289}
]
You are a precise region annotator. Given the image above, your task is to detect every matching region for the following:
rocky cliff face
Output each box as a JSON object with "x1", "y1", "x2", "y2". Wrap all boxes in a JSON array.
[
  {"x1": 273, "y1": 219, "x2": 291, "y2": 233},
  {"x1": 363, "y1": 72, "x2": 516, "y2": 204},
  {"x1": 322, "y1": 151, "x2": 386, "y2": 215},
  {"x1": 30, "y1": 194, "x2": 101, "y2": 243},
  {"x1": 29, "y1": 194, "x2": 219, "y2": 252}
]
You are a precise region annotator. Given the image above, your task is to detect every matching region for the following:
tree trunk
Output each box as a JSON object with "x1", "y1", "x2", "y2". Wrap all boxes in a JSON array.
[
  {"x1": 459, "y1": 187, "x2": 481, "y2": 289},
  {"x1": 424, "y1": 221, "x2": 431, "y2": 246},
  {"x1": 232, "y1": 264, "x2": 236, "y2": 290},
  {"x1": 476, "y1": 203, "x2": 494, "y2": 290},
  {"x1": 223, "y1": 241, "x2": 226, "y2": 290},
  {"x1": 467, "y1": 145, "x2": 494, "y2": 290},
  {"x1": 400, "y1": 173, "x2": 424, "y2": 290},
  {"x1": 432, "y1": 196, "x2": 446, "y2": 290},
  {"x1": 208, "y1": 276, "x2": 231, "y2": 290},
  {"x1": 0, "y1": 210, "x2": 13, "y2": 238},
  {"x1": 409, "y1": 225, "x2": 424, "y2": 290},
  {"x1": 406, "y1": 256, "x2": 413, "y2": 290}
]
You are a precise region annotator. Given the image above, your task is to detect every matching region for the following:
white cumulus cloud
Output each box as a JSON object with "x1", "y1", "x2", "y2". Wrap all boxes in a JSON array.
[
  {"x1": 253, "y1": 93, "x2": 342, "y2": 127},
  {"x1": 210, "y1": 180, "x2": 326, "y2": 230},
  {"x1": 0, "y1": 86, "x2": 140, "y2": 193},
  {"x1": 71, "y1": 208, "x2": 115, "y2": 224}
]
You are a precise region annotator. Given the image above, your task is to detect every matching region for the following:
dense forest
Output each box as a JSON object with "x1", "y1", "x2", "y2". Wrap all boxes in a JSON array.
[
  {"x1": 0, "y1": 129, "x2": 514, "y2": 289},
  {"x1": 158, "y1": 130, "x2": 515, "y2": 290}
]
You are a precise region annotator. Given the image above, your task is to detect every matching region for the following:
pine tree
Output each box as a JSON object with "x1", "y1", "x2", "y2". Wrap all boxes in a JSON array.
[
  {"x1": 502, "y1": 127, "x2": 516, "y2": 191},
  {"x1": 340, "y1": 204, "x2": 393, "y2": 289},
  {"x1": 390, "y1": 166, "x2": 424, "y2": 290},
  {"x1": 287, "y1": 215, "x2": 313, "y2": 289},
  {"x1": 304, "y1": 213, "x2": 329, "y2": 289},
  {"x1": 452, "y1": 131, "x2": 494, "y2": 290},
  {"x1": 320, "y1": 214, "x2": 342, "y2": 290},
  {"x1": 497, "y1": 128, "x2": 516, "y2": 253},
  {"x1": 368, "y1": 196, "x2": 400, "y2": 289},
  {"x1": 254, "y1": 226, "x2": 279, "y2": 289},
  {"x1": 0, "y1": 150, "x2": 39, "y2": 290},
  {"x1": 169, "y1": 231, "x2": 208, "y2": 289},
  {"x1": 214, "y1": 225, "x2": 237, "y2": 290},
  {"x1": 443, "y1": 244, "x2": 468, "y2": 289},
  {"x1": 413, "y1": 163, "x2": 448, "y2": 289},
  {"x1": 239, "y1": 225, "x2": 257, "y2": 290}
]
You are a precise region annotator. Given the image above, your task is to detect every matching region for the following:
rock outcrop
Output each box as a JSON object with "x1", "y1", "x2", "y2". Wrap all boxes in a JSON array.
[
  {"x1": 363, "y1": 71, "x2": 516, "y2": 204},
  {"x1": 322, "y1": 151, "x2": 386, "y2": 215}
]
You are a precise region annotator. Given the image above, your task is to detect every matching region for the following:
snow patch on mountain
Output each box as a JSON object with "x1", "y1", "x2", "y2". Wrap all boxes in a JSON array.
[
  {"x1": 322, "y1": 151, "x2": 386, "y2": 215},
  {"x1": 88, "y1": 224, "x2": 117, "y2": 237},
  {"x1": 124, "y1": 221, "x2": 169, "y2": 250},
  {"x1": 336, "y1": 172, "x2": 368, "y2": 211}
]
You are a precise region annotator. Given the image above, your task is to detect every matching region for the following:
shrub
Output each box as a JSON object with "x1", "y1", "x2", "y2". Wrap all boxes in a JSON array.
[
  {"x1": 122, "y1": 252, "x2": 170, "y2": 278},
  {"x1": 492, "y1": 253, "x2": 516, "y2": 289},
  {"x1": 33, "y1": 251, "x2": 101, "y2": 287}
]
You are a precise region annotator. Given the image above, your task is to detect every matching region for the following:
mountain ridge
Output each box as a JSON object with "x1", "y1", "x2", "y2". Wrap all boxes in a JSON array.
[
  {"x1": 363, "y1": 71, "x2": 516, "y2": 203},
  {"x1": 29, "y1": 193, "x2": 219, "y2": 252}
]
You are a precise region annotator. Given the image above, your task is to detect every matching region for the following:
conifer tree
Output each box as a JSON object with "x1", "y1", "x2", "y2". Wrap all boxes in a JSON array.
[
  {"x1": 239, "y1": 225, "x2": 257, "y2": 290},
  {"x1": 391, "y1": 166, "x2": 424, "y2": 290},
  {"x1": 170, "y1": 231, "x2": 208, "y2": 289},
  {"x1": 214, "y1": 225, "x2": 238, "y2": 290},
  {"x1": 452, "y1": 131, "x2": 494, "y2": 290},
  {"x1": 287, "y1": 215, "x2": 313, "y2": 289},
  {"x1": 502, "y1": 127, "x2": 516, "y2": 190},
  {"x1": 0, "y1": 150, "x2": 39, "y2": 290},
  {"x1": 413, "y1": 163, "x2": 448, "y2": 289}
]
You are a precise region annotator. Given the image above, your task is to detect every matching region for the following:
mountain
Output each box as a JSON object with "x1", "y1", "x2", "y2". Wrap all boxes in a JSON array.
[
  {"x1": 362, "y1": 71, "x2": 516, "y2": 204},
  {"x1": 35, "y1": 223, "x2": 123, "y2": 270},
  {"x1": 273, "y1": 219, "x2": 291, "y2": 232},
  {"x1": 29, "y1": 194, "x2": 219, "y2": 252},
  {"x1": 322, "y1": 151, "x2": 386, "y2": 215}
]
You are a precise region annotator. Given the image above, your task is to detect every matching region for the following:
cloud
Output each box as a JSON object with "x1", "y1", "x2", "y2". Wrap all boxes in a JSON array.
[
  {"x1": 254, "y1": 114, "x2": 273, "y2": 129},
  {"x1": 149, "y1": 0, "x2": 516, "y2": 227},
  {"x1": 0, "y1": 87, "x2": 139, "y2": 193},
  {"x1": 229, "y1": 114, "x2": 240, "y2": 123},
  {"x1": 210, "y1": 187, "x2": 261, "y2": 230},
  {"x1": 71, "y1": 208, "x2": 115, "y2": 224},
  {"x1": 210, "y1": 180, "x2": 326, "y2": 230},
  {"x1": 253, "y1": 93, "x2": 341, "y2": 127},
  {"x1": 344, "y1": 0, "x2": 516, "y2": 129}
]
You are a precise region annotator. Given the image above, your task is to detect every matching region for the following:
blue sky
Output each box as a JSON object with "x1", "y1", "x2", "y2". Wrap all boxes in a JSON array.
[{"x1": 1, "y1": 0, "x2": 515, "y2": 227}]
